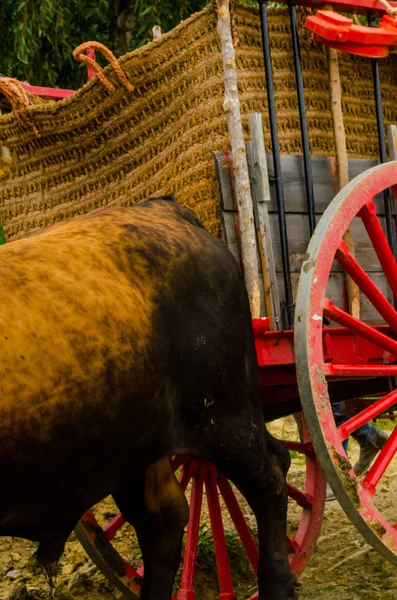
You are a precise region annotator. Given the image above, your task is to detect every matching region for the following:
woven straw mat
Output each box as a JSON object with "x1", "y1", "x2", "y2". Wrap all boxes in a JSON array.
[{"x1": 0, "y1": 4, "x2": 396, "y2": 242}]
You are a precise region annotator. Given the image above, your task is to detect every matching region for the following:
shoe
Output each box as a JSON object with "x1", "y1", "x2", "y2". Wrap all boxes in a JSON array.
[
  {"x1": 325, "y1": 483, "x2": 336, "y2": 502},
  {"x1": 352, "y1": 429, "x2": 389, "y2": 476}
]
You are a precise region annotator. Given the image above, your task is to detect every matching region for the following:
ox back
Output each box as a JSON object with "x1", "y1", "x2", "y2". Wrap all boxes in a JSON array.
[{"x1": 0, "y1": 198, "x2": 296, "y2": 600}]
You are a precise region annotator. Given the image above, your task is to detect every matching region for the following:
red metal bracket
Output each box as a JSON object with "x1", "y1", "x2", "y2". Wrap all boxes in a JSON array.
[
  {"x1": 306, "y1": 10, "x2": 397, "y2": 57},
  {"x1": 18, "y1": 48, "x2": 95, "y2": 101},
  {"x1": 291, "y1": 0, "x2": 397, "y2": 17},
  {"x1": 20, "y1": 83, "x2": 75, "y2": 99}
]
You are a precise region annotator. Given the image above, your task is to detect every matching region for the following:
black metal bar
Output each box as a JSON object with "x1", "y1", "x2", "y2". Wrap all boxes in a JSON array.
[
  {"x1": 368, "y1": 15, "x2": 397, "y2": 259},
  {"x1": 288, "y1": 0, "x2": 316, "y2": 236},
  {"x1": 258, "y1": 0, "x2": 294, "y2": 329}
]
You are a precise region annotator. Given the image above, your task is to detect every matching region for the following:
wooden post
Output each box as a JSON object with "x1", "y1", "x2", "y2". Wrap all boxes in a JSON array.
[
  {"x1": 152, "y1": 25, "x2": 162, "y2": 39},
  {"x1": 327, "y1": 44, "x2": 360, "y2": 319},
  {"x1": 388, "y1": 124, "x2": 397, "y2": 160},
  {"x1": 247, "y1": 113, "x2": 281, "y2": 328},
  {"x1": 215, "y1": 0, "x2": 261, "y2": 318}
]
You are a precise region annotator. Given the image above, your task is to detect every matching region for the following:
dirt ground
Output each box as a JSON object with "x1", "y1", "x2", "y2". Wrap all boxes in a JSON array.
[{"x1": 1, "y1": 417, "x2": 397, "y2": 600}]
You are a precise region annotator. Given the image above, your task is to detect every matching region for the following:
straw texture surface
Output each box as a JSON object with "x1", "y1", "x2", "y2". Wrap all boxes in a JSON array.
[{"x1": 0, "y1": 4, "x2": 396, "y2": 241}]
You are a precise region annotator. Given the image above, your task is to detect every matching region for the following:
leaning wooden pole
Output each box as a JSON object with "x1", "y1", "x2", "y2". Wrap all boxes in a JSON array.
[
  {"x1": 328, "y1": 45, "x2": 361, "y2": 319},
  {"x1": 215, "y1": 0, "x2": 261, "y2": 318}
]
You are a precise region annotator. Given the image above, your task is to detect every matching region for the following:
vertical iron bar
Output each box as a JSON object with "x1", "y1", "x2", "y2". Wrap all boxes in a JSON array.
[
  {"x1": 288, "y1": 0, "x2": 316, "y2": 236},
  {"x1": 368, "y1": 15, "x2": 397, "y2": 259},
  {"x1": 258, "y1": 0, "x2": 294, "y2": 328}
]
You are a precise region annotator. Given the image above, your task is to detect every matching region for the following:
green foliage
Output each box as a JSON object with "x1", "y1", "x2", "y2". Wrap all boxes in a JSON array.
[
  {"x1": 196, "y1": 523, "x2": 251, "y2": 568},
  {"x1": 128, "y1": 1, "x2": 205, "y2": 49},
  {"x1": 0, "y1": 1, "x2": 263, "y2": 90},
  {"x1": 0, "y1": 0, "x2": 116, "y2": 89}
]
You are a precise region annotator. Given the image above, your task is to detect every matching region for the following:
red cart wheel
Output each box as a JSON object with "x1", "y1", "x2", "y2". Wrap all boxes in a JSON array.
[
  {"x1": 295, "y1": 161, "x2": 397, "y2": 563},
  {"x1": 74, "y1": 431, "x2": 325, "y2": 598}
]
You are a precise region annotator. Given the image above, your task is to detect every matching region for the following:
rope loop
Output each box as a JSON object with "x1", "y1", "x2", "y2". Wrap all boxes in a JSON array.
[
  {"x1": 0, "y1": 77, "x2": 40, "y2": 137},
  {"x1": 73, "y1": 42, "x2": 135, "y2": 93}
]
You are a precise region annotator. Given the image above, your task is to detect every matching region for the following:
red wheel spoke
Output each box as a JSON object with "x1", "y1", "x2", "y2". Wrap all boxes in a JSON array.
[
  {"x1": 125, "y1": 564, "x2": 141, "y2": 586},
  {"x1": 177, "y1": 466, "x2": 206, "y2": 600},
  {"x1": 362, "y1": 426, "x2": 397, "y2": 496},
  {"x1": 323, "y1": 364, "x2": 397, "y2": 376},
  {"x1": 282, "y1": 441, "x2": 314, "y2": 456},
  {"x1": 83, "y1": 511, "x2": 98, "y2": 527},
  {"x1": 179, "y1": 459, "x2": 199, "y2": 492},
  {"x1": 217, "y1": 473, "x2": 259, "y2": 572},
  {"x1": 136, "y1": 565, "x2": 144, "y2": 578},
  {"x1": 324, "y1": 299, "x2": 397, "y2": 356},
  {"x1": 205, "y1": 467, "x2": 236, "y2": 600},
  {"x1": 287, "y1": 536, "x2": 299, "y2": 551},
  {"x1": 360, "y1": 201, "x2": 397, "y2": 300},
  {"x1": 338, "y1": 389, "x2": 397, "y2": 439},
  {"x1": 104, "y1": 514, "x2": 127, "y2": 541},
  {"x1": 336, "y1": 240, "x2": 397, "y2": 334},
  {"x1": 172, "y1": 456, "x2": 185, "y2": 472},
  {"x1": 287, "y1": 484, "x2": 312, "y2": 509}
]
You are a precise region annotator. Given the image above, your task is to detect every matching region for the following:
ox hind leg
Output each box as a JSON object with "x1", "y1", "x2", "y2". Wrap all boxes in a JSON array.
[
  {"x1": 113, "y1": 457, "x2": 189, "y2": 600},
  {"x1": 206, "y1": 413, "x2": 298, "y2": 600}
]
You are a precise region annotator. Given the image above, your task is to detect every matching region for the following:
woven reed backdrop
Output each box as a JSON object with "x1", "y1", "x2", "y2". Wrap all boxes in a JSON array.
[{"x1": 0, "y1": 4, "x2": 396, "y2": 242}]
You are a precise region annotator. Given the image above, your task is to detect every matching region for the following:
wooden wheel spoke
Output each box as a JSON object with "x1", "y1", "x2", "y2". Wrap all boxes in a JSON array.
[
  {"x1": 126, "y1": 564, "x2": 142, "y2": 587},
  {"x1": 287, "y1": 483, "x2": 312, "y2": 509},
  {"x1": 360, "y1": 201, "x2": 397, "y2": 300},
  {"x1": 323, "y1": 364, "x2": 397, "y2": 376},
  {"x1": 287, "y1": 536, "x2": 299, "y2": 552},
  {"x1": 172, "y1": 456, "x2": 185, "y2": 472},
  {"x1": 323, "y1": 298, "x2": 397, "y2": 356},
  {"x1": 177, "y1": 466, "x2": 206, "y2": 600},
  {"x1": 179, "y1": 459, "x2": 199, "y2": 492},
  {"x1": 217, "y1": 472, "x2": 259, "y2": 572},
  {"x1": 205, "y1": 468, "x2": 236, "y2": 599},
  {"x1": 338, "y1": 389, "x2": 397, "y2": 439},
  {"x1": 363, "y1": 426, "x2": 397, "y2": 496},
  {"x1": 282, "y1": 440, "x2": 314, "y2": 456},
  {"x1": 336, "y1": 240, "x2": 397, "y2": 334},
  {"x1": 104, "y1": 513, "x2": 127, "y2": 541}
]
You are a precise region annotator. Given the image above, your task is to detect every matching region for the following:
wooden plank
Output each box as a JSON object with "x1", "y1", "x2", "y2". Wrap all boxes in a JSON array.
[
  {"x1": 249, "y1": 114, "x2": 271, "y2": 203},
  {"x1": 220, "y1": 211, "x2": 241, "y2": 266},
  {"x1": 265, "y1": 155, "x2": 386, "y2": 214},
  {"x1": 276, "y1": 272, "x2": 391, "y2": 326},
  {"x1": 214, "y1": 152, "x2": 242, "y2": 270},
  {"x1": 214, "y1": 149, "x2": 267, "y2": 281},
  {"x1": 247, "y1": 113, "x2": 281, "y2": 327},
  {"x1": 215, "y1": 148, "x2": 393, "y2": 325},
  {"x1": 215, "y1": 148, "x2": 272, "y2": 319},
  {"x1": 218, "y1": 152, "x2": 386, "y2": 215},
  {"x1": 247, "y1": 141, "x2": 269, "y2": 320},
  {"x1": 269, "y1": 213, "x2": 389, "y2": 274},
  {"x1": 247, "y1": 144, "x2": 279, "y2": 325},
  {"x1": 214, "y1": 151, "x2": 237, "y2": 212}
]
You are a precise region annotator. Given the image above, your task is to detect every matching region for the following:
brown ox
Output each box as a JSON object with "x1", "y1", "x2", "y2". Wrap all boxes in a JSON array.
[{"x1": 0, "y1": 198, "x2": 296, "y2": 600}]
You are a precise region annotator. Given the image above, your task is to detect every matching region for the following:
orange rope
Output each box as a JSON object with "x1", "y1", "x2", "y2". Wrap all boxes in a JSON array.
[
  {"x1": 73, "y1": 42, "x2": 135, "y2": 93},
  {"x1": 0, "y1": 77, "x2": 40, "y2": 137},
  {"x1": 211, "y1": 0, "x2": 240, "y2": 47}
]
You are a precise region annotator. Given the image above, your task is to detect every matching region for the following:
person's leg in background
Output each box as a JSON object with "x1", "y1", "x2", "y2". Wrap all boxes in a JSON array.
[
  {"x1": 326, "y1": 402, "x2": 388, "y2": 501},
  {"x1": 350, "y1": 421, "x2": 389, "y2": 475}
]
